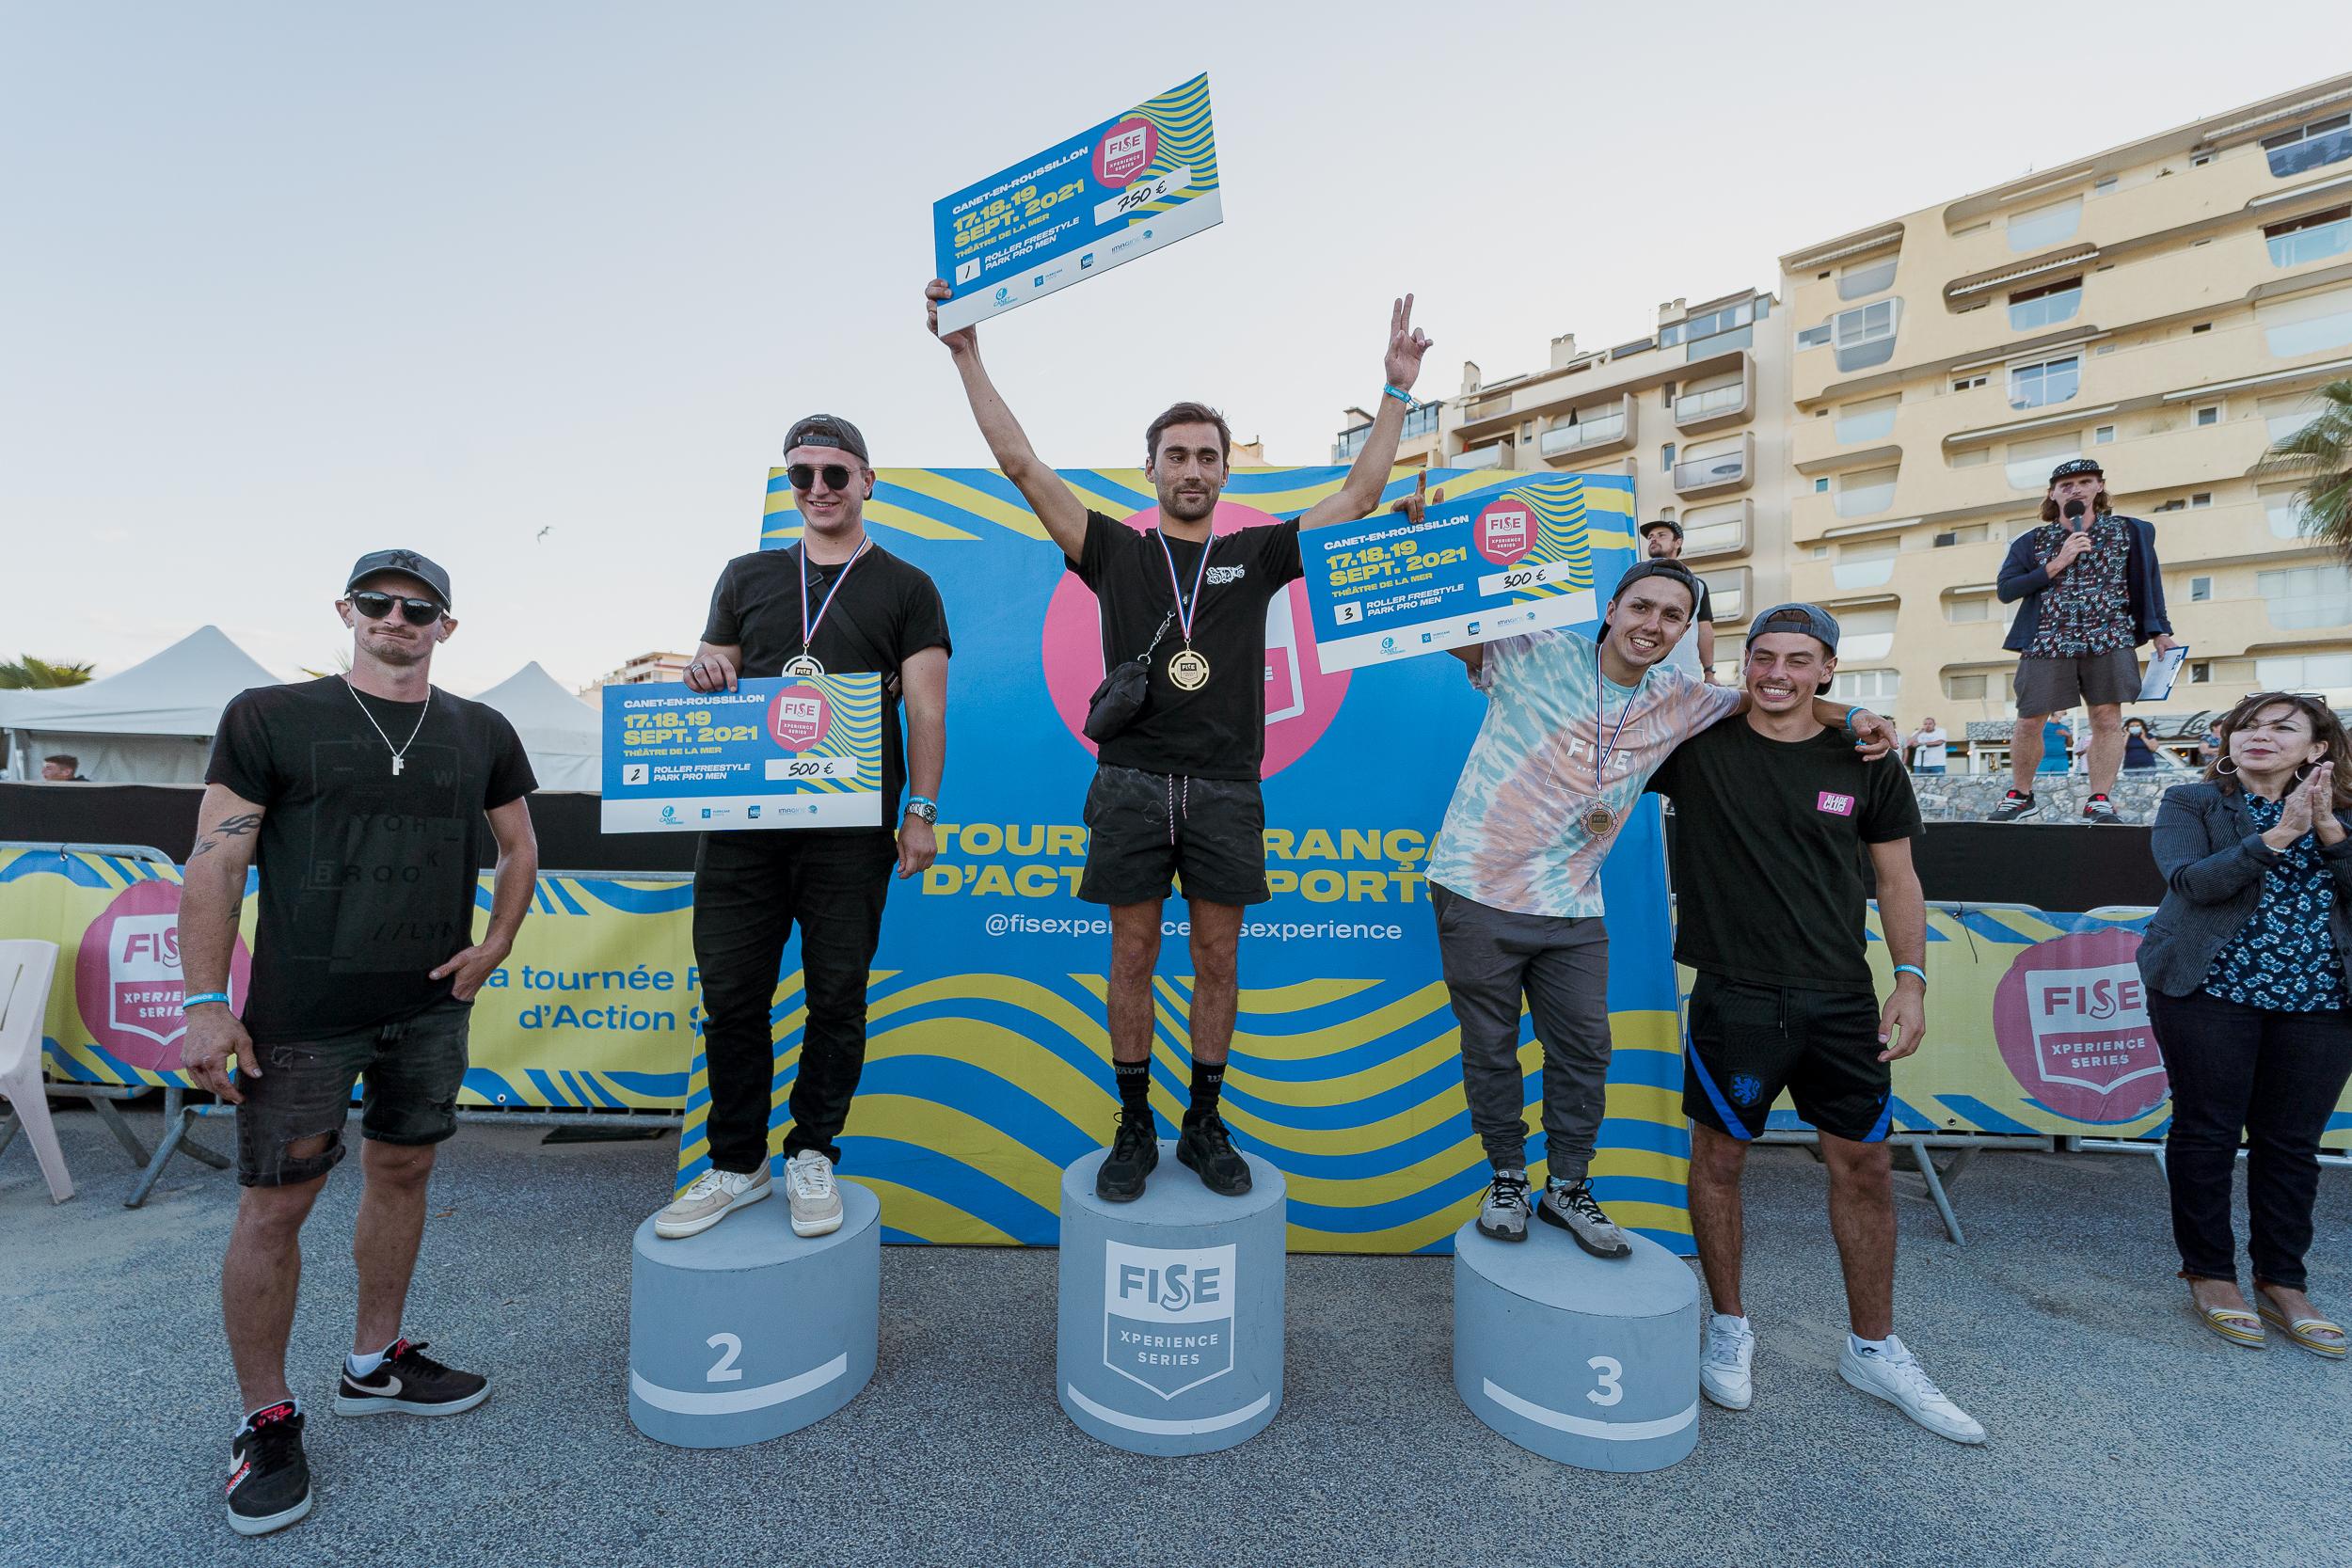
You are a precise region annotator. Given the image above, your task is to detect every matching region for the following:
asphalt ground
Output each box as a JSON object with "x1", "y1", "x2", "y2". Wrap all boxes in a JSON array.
[{"x1": 4, "y1": 1106, "x2": 2345, "y2": 1568}]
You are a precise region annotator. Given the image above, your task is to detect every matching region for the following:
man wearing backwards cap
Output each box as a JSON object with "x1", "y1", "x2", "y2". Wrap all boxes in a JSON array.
[
  {"x1": 179, "y1": 548, "x2": 540, "y2": 1535},
  {"x1": 1987, "y1": 457, "x2": 2176, "y2": 824},
  {"x1": 1645, "y1": 603, "x2": 1985, "y2": 1445},
  {"x1": 655, "y1": 415, "x2": 951, "y2": 1243},
  {"x1": 1639, "y1": 517, "x2": 1717, "y2": 682},
  {"x1": 1426, "y1": 534, "x2": 1896, "y2": 1255}
]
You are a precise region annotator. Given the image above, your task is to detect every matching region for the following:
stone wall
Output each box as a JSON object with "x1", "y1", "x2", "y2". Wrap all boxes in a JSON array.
[{"x1": 1911, "y1": 768, "x2": 2193, "y2": 824}]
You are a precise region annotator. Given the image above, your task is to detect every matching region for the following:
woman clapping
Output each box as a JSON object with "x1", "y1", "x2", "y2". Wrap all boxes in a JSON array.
[{"x1": 2137, "y1": 692, "x2": 2352, "y2": 1359}]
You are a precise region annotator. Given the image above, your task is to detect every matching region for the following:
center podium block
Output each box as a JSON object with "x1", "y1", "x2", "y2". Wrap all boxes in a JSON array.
[
  {"x1": 627, "y1": 1181, "x2": 881, "y2": 1449},
  {"x1": 1056, "y1": 1143, "x2": 1286, "y2": 1455},
  {"x1": 1453, "y1": 1217, "x2": 1700, "y2": 1472}
]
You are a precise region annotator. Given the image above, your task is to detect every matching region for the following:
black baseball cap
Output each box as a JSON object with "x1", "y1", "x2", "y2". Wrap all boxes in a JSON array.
[
  {"x1": 345, "y1": 548, "x2": 453, "y2": 609},
  {"x1": 1640, "y1": 517, "x2": 1684, "y2": 540},
  {"x1": 1748, "y1": 601, "x2": 1840, "y2": 655},
  {"x1": 2049, "y1": 457, "x2": 2104, "y2": 484},
  {"x1": 1609, "y1": 559, "x2": 1701, "y2": 605},
  {"x1": 783, "y1": 414, "x2": 870, "y2": 465}
]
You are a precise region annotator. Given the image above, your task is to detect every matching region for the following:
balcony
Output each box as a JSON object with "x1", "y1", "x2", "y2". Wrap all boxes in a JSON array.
[
  {"x1": 1451, "y1": 439, "x2": 1514, "y2": 471},
  {"x1": 1673, "y1": 433, "x2": 1755, "y2": 498},
  {"x1": 1675, "y1": 356, "x2": 1754, "y2": 435},
  {"x1": 1331, "y1": 402, "x2": 1444, "y2": 465},
  {"x1": 1536, "y1": 395, "x2": 1637, "y2": 463},
  {"x1": 1332, "y1": 423, "x2": 1371, "y2": 463}
]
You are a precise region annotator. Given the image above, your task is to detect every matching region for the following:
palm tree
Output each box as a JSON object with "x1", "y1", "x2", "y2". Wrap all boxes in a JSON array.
[
  {"x1": 0, "y1": 656, "x2": 95, "y2": 689},
  {"x1": 2259, "y1": 378, "x2": 2352, "y2": 554}
]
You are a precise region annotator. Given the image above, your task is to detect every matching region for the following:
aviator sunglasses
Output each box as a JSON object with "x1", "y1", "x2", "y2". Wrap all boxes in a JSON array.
[
  {"x1": 348, "y1": 590, "x2": 446, "y2": 626},
  {"x1": 788, "y1": 462, "x2": 859, "y2": 492}
]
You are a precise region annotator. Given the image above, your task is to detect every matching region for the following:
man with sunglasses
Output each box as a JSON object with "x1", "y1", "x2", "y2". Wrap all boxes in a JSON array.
[
  {"x1": 178, "y1": 548, "x2": 539, "y2": 1535},
  {"x1": 928, "y1": 277, "x2": 1432, "y2": 1201},
  {"x1": 655, "y1": 414, "x2": 950, "y2": 1243}
]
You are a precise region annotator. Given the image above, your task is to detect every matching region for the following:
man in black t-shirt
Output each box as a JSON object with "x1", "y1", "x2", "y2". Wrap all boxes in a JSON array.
[
  {"x1": 1641, "y1": 518, "x2": 1715, "y2": 681},
  {"x1": 1647, "y1": 603, "x2": 1984, "y2": 1447},
  {"x1": 179, "y1": 548, "x2": 539, "y2": 1537},
  {"x1": 930, "y1": 277, "x2": 1433, "y2": 1203},
  {"x1": 654, "y1": 413, "x2": 952, "y2": 1245}
]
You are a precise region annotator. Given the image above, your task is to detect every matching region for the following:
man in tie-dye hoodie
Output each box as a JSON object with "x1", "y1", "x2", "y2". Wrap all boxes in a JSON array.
[{"x1": 1425, "y1": 561, "x2": 1894, "y2": 1250}]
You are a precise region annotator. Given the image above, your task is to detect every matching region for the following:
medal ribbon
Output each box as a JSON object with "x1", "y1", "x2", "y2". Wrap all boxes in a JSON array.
[
  {"x1": 799, "y1": 539, "x2": 871, "y2": 658},
  {"x1": 1153, "y1": 527, "x2": 1215, "y2": 646},
  {"x1": 1593, "y1": 655, "x2": 1649, "y2": 806}
]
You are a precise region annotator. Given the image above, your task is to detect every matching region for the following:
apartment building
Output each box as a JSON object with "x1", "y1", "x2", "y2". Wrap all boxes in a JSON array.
[
  {"x1": 1338, "y1": 73, "x2": 2352, "y2": 739},
  {"x1": 581, "y1": 650, "x2": 692, "y2": 697},
  {"x1": 1783, "y1": 71, "x2": 2352, "y2": 742},
  {"x1": 1330, "y1": 287, "x2": 1792, "y2": 663}
]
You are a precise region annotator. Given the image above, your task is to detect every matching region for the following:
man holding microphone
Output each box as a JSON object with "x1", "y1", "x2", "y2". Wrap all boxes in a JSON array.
[{"x1": 1986, "y1": 458, "x2": 2175, "y2": 824}]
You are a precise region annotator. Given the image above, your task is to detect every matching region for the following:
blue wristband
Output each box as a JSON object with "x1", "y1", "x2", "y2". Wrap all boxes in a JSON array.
[
  {"x1": 183, "y1": 991, "x2": 232, "y2": 1010},
  {"x1": 906, "y1": 795, "x2": 936, "y2": 811},
  {"x1": 1382, "y1": 383, "x2": 1416, "y2": 409},
  {"x1": 1844, "y1": 705, "x2": 1867, "y2": 732},
  {"x1": 1892, "y1": 964, "x2": 1927, "y2": 986}
]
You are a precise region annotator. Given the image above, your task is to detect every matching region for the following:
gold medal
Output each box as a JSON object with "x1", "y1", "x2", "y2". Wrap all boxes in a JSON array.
[
  {"x1": 783, "y1": 654, "x2": 825, "y2": 678},
  {"x1": 1583, "y1": 802, "x2": 1616, "y2": 837},
  {"x1": 1168, "y1": 647, "x2": 1212, "y2": 691}
]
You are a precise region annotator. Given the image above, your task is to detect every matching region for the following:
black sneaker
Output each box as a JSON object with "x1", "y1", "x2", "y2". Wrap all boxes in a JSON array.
[
  {"x1": 226, "y1": 1402, "x2": 311, "y2": 1537},
  {"x1": 1985, "y1": 790, "x2": 2039, "y2": 823},
  {"x1": 1095, "y1": 1115, "x2": 1159, "y2": 1203},
  {"x1": 332, "y1": 1338, "x2": 490, "y2": 1418},
  {"x1": 2082, "y1": 794, "x2": 2125, "y2": 825},
  {"x1": 1176, "y1": 1111, "x2": 1253, "y2": 1196}
]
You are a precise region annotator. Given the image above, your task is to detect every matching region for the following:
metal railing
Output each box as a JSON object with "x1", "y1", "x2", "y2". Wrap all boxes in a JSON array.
[
  {"x1": 1536, "y1": 413, "x2": 1626, "y2": 455},
  {"x1": 1674, "y1": 451, "x2": 1748, "y2": 490},
  {"x1": 1675, "y1": 383, "x2": 1745, "y2": 422}
]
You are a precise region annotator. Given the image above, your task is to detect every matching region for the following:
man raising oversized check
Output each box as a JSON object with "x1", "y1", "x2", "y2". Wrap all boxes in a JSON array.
[
  {"x1": 927, "y1": 277, "x2": 1430, "y2": 1203},
  {"x1": 1428, "y1": 552, "x2": 1896, "y2": 1255}
]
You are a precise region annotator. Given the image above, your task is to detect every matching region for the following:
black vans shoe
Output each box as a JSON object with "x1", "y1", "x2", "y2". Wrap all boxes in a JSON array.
[
  {"x1": 1985, "y1": 790, "x2": 2040, "y2": 822},
  {"x1": 332, "y1": 1339, "x2": 489, "y2": 1418},
  {"x1": 1095, "y1": 1115, "x2": 1159, "y2": 1203},
  {"x1": 1176, "y1": 1112, "x2": 1253, "y2": 1196},
  {"x1": 226, "y1": 1402, "x2": 312, "y2": 1537}
]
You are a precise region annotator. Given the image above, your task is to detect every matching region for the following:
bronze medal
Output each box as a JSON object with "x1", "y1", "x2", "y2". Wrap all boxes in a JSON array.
[
  {"x1": 1168, "y1": 647, "x2": 1212, "y2": 691},
  {"x1": 1583, "y1": 802, "x2": 1616, "y2": 837}
]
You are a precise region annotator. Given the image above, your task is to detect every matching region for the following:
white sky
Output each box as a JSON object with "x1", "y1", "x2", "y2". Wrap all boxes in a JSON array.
[{"x1": 7, "y1": 0, "x2": 2341, "y2": 691}]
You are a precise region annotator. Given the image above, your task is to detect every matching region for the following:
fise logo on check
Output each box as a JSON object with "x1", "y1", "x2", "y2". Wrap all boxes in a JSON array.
[{"x1": 1103, "y1": 1240, "x2": 1235, "y2": 1398}]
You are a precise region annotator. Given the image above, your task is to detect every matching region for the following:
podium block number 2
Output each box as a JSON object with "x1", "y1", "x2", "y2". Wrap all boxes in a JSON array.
[
  {"x1": 707, "y1": 1333, "x2": 744, "y2": 1383},
  {"x1": 1585, "y1": 1355, "x2": 1624, "y2": 1408}
]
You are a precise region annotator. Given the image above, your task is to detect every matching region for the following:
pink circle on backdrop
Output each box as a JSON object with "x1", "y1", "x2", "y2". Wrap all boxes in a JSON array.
[
  {"x1": 1475, "y1": 495, "x2": 1535, "y2": 565},
  {"x1": 1991, "y1": 927, "x2": 2169, "y2": 1124},
  {"x1": 1041, "y1": 499, "x2": 1350, "y2": 779},
  {"x1": 72, "y1": 878, "x2": 252, "y2": 1072},
  {"x1": 766, "y1": 685, "x2": 832, "y2": 752},
  {"x1": 1093, "y1": 118, "x2": 1159, "y2": 187}
]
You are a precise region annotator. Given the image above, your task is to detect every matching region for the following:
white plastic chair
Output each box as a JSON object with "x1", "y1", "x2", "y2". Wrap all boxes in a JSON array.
[{"x1": 0, "y1": 939, "x2": 72, "y2": 1202}]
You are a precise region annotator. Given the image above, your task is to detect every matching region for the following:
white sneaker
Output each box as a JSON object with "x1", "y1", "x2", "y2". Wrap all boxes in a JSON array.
[
  {"x1": 1839, "y1": 1335, "x2": 1986, "y2": 1445},
  {"x1": 1699, "y1": 1313, "x2": 1755, "y2": 1411},
  {"x1": 784, "y1": 1150, "x2": 844, "y2": 1238},
  {"x1": 653, "y1": 1165, "x2": 770, "y2": 1240}
]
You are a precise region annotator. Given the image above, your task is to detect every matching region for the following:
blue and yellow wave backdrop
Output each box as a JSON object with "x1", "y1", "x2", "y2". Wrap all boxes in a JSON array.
[{"x1": 741, "y1": 465, "x2": 1685, "y2": 1254}]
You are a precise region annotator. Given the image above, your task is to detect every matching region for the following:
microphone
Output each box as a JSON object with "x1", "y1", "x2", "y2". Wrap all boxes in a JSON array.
[{"x1": 2063, "y1": 498, "x2": 2088, "y2": 533}]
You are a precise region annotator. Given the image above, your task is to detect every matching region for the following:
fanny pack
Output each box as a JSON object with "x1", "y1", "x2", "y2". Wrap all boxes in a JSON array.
[{"x1": 1084, "y1": 611, "x2": 1176, "y2": 743}]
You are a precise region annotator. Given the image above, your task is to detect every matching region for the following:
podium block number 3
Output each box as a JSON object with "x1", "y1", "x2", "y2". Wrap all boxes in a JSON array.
[
  {"x1": 707, "y1": 1333, "x2": 745, "y2": 1383},
  {"x1": 1585, "y1": 1355, "x2": 1624, "y2": 1408}
]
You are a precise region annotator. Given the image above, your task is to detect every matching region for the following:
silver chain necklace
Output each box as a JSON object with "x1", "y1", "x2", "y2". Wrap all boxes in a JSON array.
[{"x1": 343, "y1": 676, "x2": 430, "y2": 776}]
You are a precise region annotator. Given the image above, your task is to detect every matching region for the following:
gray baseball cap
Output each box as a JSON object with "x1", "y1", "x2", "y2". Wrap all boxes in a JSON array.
[
  {"x1": 345, "y1": 548, "x2": 453, "y2": 609},
  {"x1": 783, "y1": 413, "x2": 870, "y2": 464},
  {"x1": 1747, "y1": 601, "x2": 1840, "y2": 655}
]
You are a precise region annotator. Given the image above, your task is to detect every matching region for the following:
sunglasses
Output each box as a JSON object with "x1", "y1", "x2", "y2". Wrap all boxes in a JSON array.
[
  {"x1": 348, "y1": 591, "x2": 446, "y2": 626},
  {"x1": 788, "y1": 463, "x2": 859, "y2": 493}
]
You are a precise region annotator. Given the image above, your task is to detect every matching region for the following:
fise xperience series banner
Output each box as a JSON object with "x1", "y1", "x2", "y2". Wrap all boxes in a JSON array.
[{"x1": 733, "y1": 465, "x2": 1693, "y2": 1254}]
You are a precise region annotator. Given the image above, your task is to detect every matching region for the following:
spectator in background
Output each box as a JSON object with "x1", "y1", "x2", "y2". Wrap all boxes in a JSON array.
[
  {"x1": 1641, "y1": 519, "x2": 1717, "y2": 683},
  {"x1": 1987, "y1": 458, "x2": 2175, "y2": 824},
  {"x1": 2198, "y1": 723, "x2": 2224, "y2": 768},
  {"x1": 2040, "y1": 716, "x2": 2074, "y2": 775},
  {"x1": 40, "y1": 753, "x2": 88, "y2": 781},
  {"x1": 2138, "y1": 692, "x2": 2352, "y2": 1360},
  {"x1": 2123, "y1": 718, "x2": 2162, "y2": 771},
  {"x1": 1908, "y1": 717, "x2": 1949, "y2": 774}
]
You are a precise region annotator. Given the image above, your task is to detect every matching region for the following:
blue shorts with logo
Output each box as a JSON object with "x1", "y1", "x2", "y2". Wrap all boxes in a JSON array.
[{"x1": 1681, "y1": 974, "x2": 1891, "y2": 1143}]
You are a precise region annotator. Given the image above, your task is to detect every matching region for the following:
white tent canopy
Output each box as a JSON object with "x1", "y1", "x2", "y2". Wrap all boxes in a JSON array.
[
  {"x1": 473, "y1": 662, "x2": 601, "y2": 793},
  {"x1": 0, "y1": 626, "x2": 284, "y2": 784}
]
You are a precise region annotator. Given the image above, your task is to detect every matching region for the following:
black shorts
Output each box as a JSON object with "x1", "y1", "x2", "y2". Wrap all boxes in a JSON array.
[
  {"x1": 1079, "y1": 763, "x2": 1269, "y2": 907},
  {"x1": 1681, "y1": 974, "x2": 1891, "y2": 1143},
  {"x1": 234, "y1": 999, "x2": 471, "y2": 1187}
]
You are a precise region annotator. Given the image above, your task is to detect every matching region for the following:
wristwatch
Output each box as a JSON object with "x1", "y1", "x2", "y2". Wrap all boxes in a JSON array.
[{"x1": 903, "y1": 795, "x2": 938, "y2": 825}]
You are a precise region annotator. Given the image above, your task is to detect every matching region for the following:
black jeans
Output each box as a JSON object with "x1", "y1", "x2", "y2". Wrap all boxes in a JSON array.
[
  {"x1": 2147, "y1": 987, "x2": 2352, "y2": 1290},
  {"x1": 693, "y1": 828, "x2": 898, "y2": 1173}
]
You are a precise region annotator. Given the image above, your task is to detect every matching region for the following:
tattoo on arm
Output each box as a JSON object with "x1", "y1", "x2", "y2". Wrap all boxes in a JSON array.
[{"x1": 189, "y1": 813, "x2": 262, "y2": 858}]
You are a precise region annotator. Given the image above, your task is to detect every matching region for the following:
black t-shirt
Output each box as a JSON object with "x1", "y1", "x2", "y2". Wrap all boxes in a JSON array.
[
  {"x1": 1069, "y1": 510, "x2": 1304, "y2": 780},
  {"x1": 1694, "y1": 580, "x2": 1715, "y2": 625},
  {"x1": 701, "y1": 543, "x2": 952, "y2": 823},
  {"x1": 207, "y1": 678, "x2": 537, "y2": 1044},
  {"x1": 1646, "y1": 719, "x2": 1922, "y2": 993}
]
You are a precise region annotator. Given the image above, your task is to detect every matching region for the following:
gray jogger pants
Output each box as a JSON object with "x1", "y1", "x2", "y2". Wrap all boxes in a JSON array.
[{"x1": 1431, "y1": 883, "x2": 1613, "y2": 1180}]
